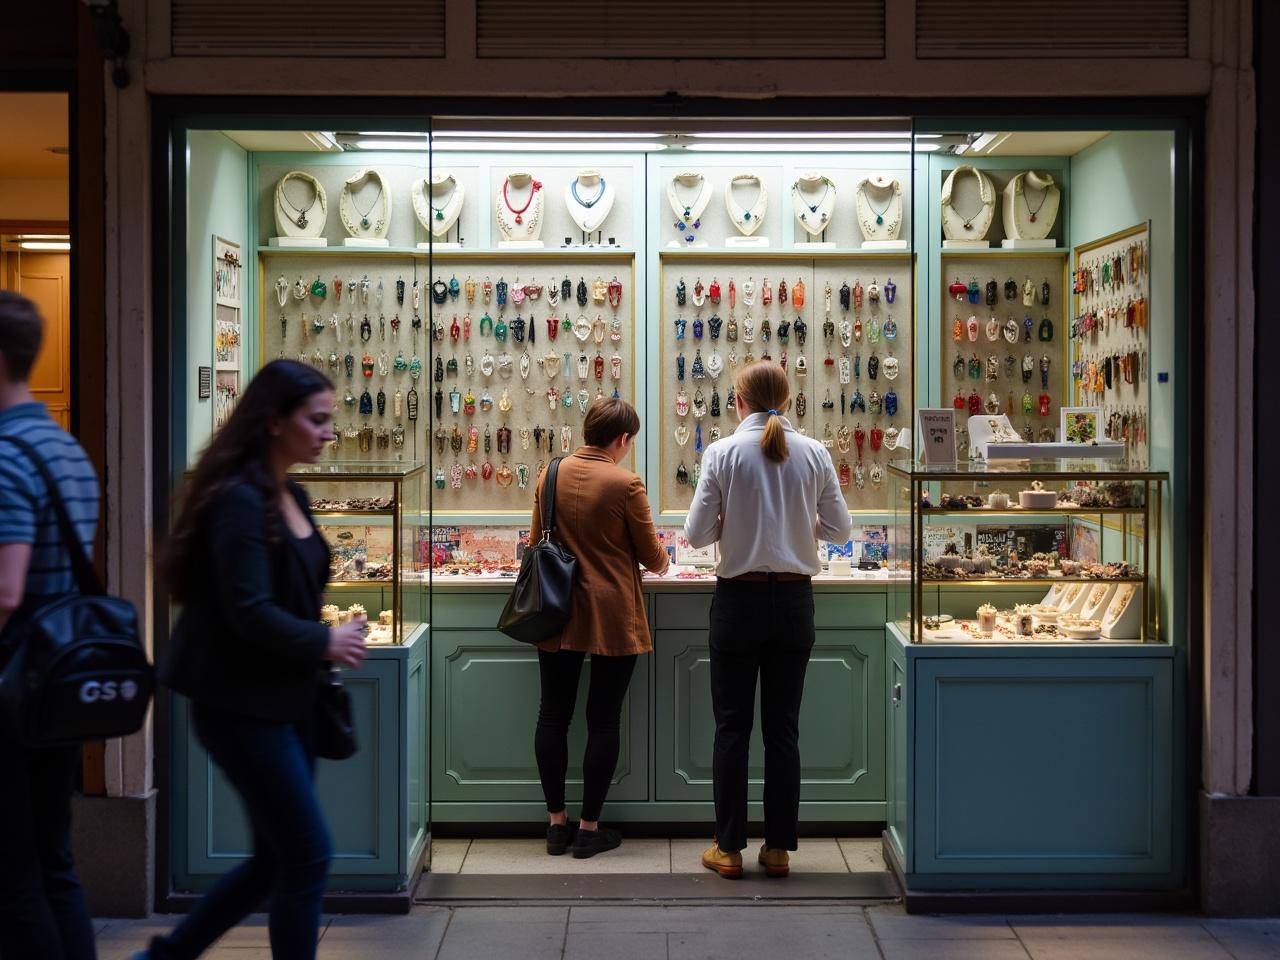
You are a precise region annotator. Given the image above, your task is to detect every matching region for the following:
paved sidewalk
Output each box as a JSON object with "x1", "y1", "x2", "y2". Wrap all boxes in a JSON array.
[{"x1": 93, "y1": 904, "x2": 1280, "y2": 959}]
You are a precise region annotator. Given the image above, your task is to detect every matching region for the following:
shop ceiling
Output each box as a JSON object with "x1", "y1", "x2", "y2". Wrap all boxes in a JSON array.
[
  {"x1": 220, "y1": 128, "x2": 1108, "y2": 157},
  {"x1": 0, "y1": 93, "x2": 68, "y2": 179}
]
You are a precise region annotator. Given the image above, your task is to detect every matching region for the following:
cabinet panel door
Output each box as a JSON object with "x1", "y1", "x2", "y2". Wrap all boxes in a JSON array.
[
  {"x1": 654, "y1": 629, "x2": 884, "y2": 802},
  {"x1": 886, "y1": 646, "x2": 909, "y2": 867},
  {"x1": 186, "y1": 657, "x2": 400, "y2": 878},
  {"x1": 431, "y1": 631, "x2": 648, "y2": 802},
  {"x1": 913, "y1": 656, "x2": 1173, "y2": 875}
]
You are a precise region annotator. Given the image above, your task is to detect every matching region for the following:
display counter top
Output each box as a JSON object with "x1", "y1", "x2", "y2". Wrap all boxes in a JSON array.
[
  {"x1": 885, "y1": 621, "x2": 1173, "y2": 657},
  {"x1": 426, "y1": 571, "x2": 905, "y2": 591}
]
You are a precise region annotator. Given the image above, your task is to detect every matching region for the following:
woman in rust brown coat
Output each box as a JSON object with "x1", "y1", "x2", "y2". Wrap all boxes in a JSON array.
[{"x1": 529, "y1": 397, "x2": 668, "y2": 859}]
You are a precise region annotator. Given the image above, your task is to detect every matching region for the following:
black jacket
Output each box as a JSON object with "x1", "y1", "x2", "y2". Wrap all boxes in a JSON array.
[{"x1": 161, "y1": 480, "x2": 330, "y2": 723}]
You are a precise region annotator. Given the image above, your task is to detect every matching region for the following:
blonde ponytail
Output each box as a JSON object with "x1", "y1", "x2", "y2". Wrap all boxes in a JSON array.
[{"x1": 734, "y1": 362, "x2": 791, "y2": 463}]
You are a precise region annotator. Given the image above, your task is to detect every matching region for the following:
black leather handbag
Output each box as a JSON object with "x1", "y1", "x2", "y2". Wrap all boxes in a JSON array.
[
  {"x1": 497, "y1": 458, "x2": 577, "y2": 644},
  {"x1": 314, "y1": 667, "x2": 357, "y2": 760},
  {"x1": 0, "y1": 436, "x2": 153, "y2": 748}
]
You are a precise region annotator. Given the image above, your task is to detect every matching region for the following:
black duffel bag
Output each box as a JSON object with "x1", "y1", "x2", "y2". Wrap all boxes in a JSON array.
[{"x1": 0, "y1": 436, "x2": 153, "y2": 747}]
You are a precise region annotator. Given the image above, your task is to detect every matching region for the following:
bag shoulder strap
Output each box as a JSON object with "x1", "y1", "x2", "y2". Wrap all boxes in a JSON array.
[
  {"x1": 541, "y1": 456, "x2": 564, "y2": 538},
  {"x1": 0, "y1": 435, "x2": 103, "y2": 597}
]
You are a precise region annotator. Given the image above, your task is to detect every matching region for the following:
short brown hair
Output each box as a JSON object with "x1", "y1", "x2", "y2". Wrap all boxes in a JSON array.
[
  {"x1": 734, "y1": 361, "x2": 791, "y2": 463},
  {"x1": 0, "y1": 291, "x2": 43, "y2": 381},
  {"x1": 583, "y1": 397, "x2": 641, "y2": 447}
]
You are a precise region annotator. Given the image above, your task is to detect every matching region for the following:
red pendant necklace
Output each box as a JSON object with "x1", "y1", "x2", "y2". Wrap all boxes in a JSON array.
[{"x1": 503, "y1": 178, "x2": 541, "y2": 225}]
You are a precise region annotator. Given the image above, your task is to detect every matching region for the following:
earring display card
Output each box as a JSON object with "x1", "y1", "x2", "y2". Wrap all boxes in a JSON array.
[
  {"x1": 260, "y1": 252, "x2": 637, "y2": 514},
  {"x1": 1071, "y1": 223, "x2": 1150, "y2": 467},
  {"x1": 939, "y1": 252, "x2": 1069, "y2": 448},
  {"x1": 657, "y1": 253, "x2": 913, "y2": 514},
  {"x1": 213, "y1": 236, "x2": 243, "y2": 433}
]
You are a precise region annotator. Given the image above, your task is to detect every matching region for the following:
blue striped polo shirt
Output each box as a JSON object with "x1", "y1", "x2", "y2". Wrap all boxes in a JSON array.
[{"x1": 0, "y1": 402, "x2": 99, "y2": 596}]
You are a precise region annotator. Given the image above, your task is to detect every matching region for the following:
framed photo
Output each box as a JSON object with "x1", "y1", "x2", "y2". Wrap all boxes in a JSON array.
[
  {"x1": 917, "y1": 408, "x2": 957, "y2": 465},
  {"x1": 1061, "y1": 406, "x2": 1102, "y2": 445}
]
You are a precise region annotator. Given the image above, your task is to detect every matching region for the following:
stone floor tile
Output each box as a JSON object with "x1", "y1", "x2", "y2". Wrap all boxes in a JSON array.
[
  {"x1": 1203, "y1": 919, "x2": 1280, "y2": 938},
  {"x1": 838, "y1": 838, "x2": 888, "y2": 872},
  {"x1": 668, "y1": 913, "x2": 878, "y2": 960},
  {"x1": 867, "y1": 905, "x2": 1016, "y2": 940},
  {"x1": 427, "y1": 839, "x2": 471, "y2": 874},
  {"x1": 459, "y1": 838, "x2": 671, "y2": 874},
  {"x1": 669, "y1": 838, "x2": 849, "y2": 874},
  {"x1": 436, "y1": 906, "x2": 567, "y2": 960},
  {"x1": 1017, "y1": 938, "x2": 1233, "y2": 960},
  {"x1": 1205, "y1": 934, "x2": 1280, "y2": 959},
  {"x1": 204, "y1": 950, "x2": 273, "y2": 960},
  {"x1": 565, "y1": 931, "x2": 669, "y2": 960},
  {"x1": 879, "y1": 941, "x2": 1032, "y2": 960},
  {"x1": 1012, "y1": 915, "x2": 1211, "y2": 940},
  {"x1": 570, "y1": 904, "x2": 864, "y2": 934},
  {"x1": 321, "y1": 907, "x2": 450, "y2": 948}
]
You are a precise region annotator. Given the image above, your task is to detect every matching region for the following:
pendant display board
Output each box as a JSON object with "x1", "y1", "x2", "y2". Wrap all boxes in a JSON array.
[
  {"x1": 658, "y1": 252, "x2": 913, "y2": 514},
  {"x1": 212, "y1": 236, "x2": 242, "y2": 432},
  {"x1": 258, "y1": 251, "x2": 637, "y2": 513},
  {"x1": 1071, "y1": 222, "x2": 1150, "y2": 467},
  {"x1": 938, "y1": 252, "x2": 1069, "y2": 451},
  {"x1": 261, "y1": 253, "x2": 427, "y2": 465},
  {"x1": 427, "y1": 254, "x2": 636, "y2": 511}
]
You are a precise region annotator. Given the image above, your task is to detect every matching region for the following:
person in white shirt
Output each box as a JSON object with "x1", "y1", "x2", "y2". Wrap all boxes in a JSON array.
[{"x1": 684, "y1": 361, "x2": 852, "y2": 878}]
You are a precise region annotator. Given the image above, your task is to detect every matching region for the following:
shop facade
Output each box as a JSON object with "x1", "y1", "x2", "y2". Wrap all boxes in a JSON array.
[{"x1": 12, "y1": 0, "x2": 1265, "y2": 918}]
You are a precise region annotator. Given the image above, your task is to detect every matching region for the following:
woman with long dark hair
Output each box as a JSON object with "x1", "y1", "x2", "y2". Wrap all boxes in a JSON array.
[{"x1": 136, "y1": 360, "x2": 367, "y2": 960}]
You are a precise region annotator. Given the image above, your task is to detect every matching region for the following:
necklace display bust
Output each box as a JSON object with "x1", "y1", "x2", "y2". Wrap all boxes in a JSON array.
[
  {"x1": 667, "y1": 172, "x2": 711, "y2": 248},
  {"x1": 564, "y1": 169, "x2": 615, "y2": 237},
  {"x1": 725, "y1": 173, "x2": 769, "y2": 247},
  {"x1": 496, "y1": 171, "x2": 545, "y2": 247},
  {"x1": 413, "y1": 173, "x2": 464, "y2": 247},
  {"x1": 941, "y1": 164, "x2": 996, "y2": 247},
  {"x1": 1001, "y1": 170, "x2": 1060, "y2": 247},
  {"x1": 855, "y1": 175, "x2": 905, "y2": 245},
  {"x1": 271, "y1": 171, "x2": 329, "y2": 247},
  {"x1": 339, "y1": 169, "x2": 391, "y2": 246},
  {"x1": 792, "y1": 172, "x2": 836, "y2": 248}
]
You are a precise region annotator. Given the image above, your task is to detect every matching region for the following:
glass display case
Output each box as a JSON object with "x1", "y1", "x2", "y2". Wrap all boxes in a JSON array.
[
  {"x1": 888, "y1": 460, "x2": 1166, "y2": 644},
  {"x1": 291, "y1": 461, "x2": 427, "y2": 645}
]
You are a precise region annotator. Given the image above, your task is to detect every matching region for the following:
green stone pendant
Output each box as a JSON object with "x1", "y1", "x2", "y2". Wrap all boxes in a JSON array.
[
  {"x1": 361, "y1": 216, "x2": 370, "y2": 228},
  {"x1": 876, "y1": 215, "x2": 884, "y2": 225},
  {"x1": 435, "y1": 210, "x2": 444, "y2": 220}
]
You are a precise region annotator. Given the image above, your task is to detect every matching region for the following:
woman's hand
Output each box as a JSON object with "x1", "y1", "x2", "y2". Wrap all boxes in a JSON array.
[{"x1": 325, "y1": 618, "x2": 368, "y2": 669}]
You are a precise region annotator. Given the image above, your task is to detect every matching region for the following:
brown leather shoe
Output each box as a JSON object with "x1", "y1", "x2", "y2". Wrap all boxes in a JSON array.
[
  {"x1": 702, "y1": 842, "x2": 744, "y2": 878},
  {"x1": 758, "y1": 844, "x2": 790, "y2": 877}
]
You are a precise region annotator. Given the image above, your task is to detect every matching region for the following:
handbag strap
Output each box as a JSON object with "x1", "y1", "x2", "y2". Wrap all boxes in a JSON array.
[
  {"x1": 0, "y1": 435, "x2": 103, "y2": 597},
  {"x1": 541, "y1": 456, "x2": 564, "y2": 540}
]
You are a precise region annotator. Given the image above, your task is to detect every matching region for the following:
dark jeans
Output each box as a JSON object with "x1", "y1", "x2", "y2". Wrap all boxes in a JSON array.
[
  {"x1": 151, "y1": 702, "x2": 332, "y2": 960},
  {"x1": 535, "y1": 649, "x2": 637, "y2": 822},
  {"x1": 0, "y1": 739, "x2": 96, "y2": 960},
  {"x1": 709, "y1": 576, "x2": 815, "y2": 852}
]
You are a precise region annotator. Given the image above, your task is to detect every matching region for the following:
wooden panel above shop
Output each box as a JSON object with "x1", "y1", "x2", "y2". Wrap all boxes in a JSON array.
[
  {"x1": 916, "y1": 0, "x2": 1189, "y2": 59},
  {"x1": 476, "y1": 0, "x2": 885, "y2": 59},
  {"x1": 171, "y1": 0, "x2": 445, "y2": 57}
]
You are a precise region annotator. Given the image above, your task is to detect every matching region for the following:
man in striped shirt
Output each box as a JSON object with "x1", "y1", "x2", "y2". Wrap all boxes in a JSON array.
[{"x1": 0, "y1": 290, "x2": 100, "y2": 959}]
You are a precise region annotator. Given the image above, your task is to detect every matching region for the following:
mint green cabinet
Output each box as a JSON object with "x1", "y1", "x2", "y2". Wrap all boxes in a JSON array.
[
  {"x1": 171, "y1": 630, "x2": 428, "y2": 893},
  {"x1": 885, "y1": 623, "x2": 1181, "y2": 891},
  {"x1": 430, "y1": 630, "x2": 649, "y2": 804}
]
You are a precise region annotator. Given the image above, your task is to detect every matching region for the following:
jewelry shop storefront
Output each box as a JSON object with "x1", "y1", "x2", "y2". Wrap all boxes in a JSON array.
[{"x1": 160, "y1": 103, "x2": 1194, "y2": 909}]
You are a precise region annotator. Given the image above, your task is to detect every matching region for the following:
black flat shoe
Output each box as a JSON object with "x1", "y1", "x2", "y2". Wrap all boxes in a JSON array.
[
  {"x1": 546, "y1": 823, "x2": 575, "y2": 855},
  {"x1": 572, "y1": 826, "x2": 622, "y2": 859}
]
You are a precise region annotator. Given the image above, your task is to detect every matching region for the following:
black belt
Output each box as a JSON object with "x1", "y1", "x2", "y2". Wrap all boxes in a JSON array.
[{"x1": 724, "y1": 572, "x2": 811, "y2": 583}]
